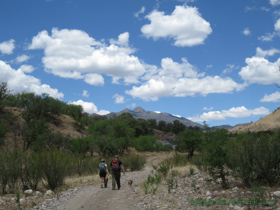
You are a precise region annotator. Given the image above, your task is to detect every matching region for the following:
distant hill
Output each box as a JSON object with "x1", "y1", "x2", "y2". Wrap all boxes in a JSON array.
[
  {"x1": 230, "y1": 107, "x2": 280, "y2": 133},
  {"x1": 106, "y1": 107, "x2": 203, "y2": 128},
  {"x1": 211, "y1": 125, "x2": 234, "y2": 130}
]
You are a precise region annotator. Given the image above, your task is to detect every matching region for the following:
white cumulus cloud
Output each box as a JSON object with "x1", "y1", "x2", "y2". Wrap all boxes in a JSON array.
[
  {"x1": 270, "y1": 0, "x2": 280, "y2": 6},
  {"x1": 113, "y1": 93, "x2": 125, "y2": 104},
  {"x1": 141, "y1": 5, "x2": 212, "y2": 47},
  {"x1": 70, "y1": 100, "x2": 110, "y2": 115},
  {"x1": 0, "y1": 39, "x2": 15, "y2": 54},
  {"x1": 16, "y1": 54, "x2": 30, "y2": 63},
  {"x1": 126, "y1": 57, "x2": 244, "y2": 101},
  {"x1": 188, "y1": 106, "x2": 270, "y2": 122},
  {"x1": 239, "y1": 56, "x2": 280, "y2": 85},
  {"x1": 260, "y1": 91, "x2": 280, "y2": 102},
  {"x1": 256, "y1": 47, "x2": 280, "y2": 58},
  {"x1": 243, "y1": 28, "x2": 251, "y2": 36},
  {"x1": 0, "y1": 60, "x2": 63, "y2": 99},
  {"x1": 28, "y1": 28, "x2": 145, "y2": 84},
  {"x1": 18, "y1": 65, "x2": 35, "y2": 73},
  {"x1": 82, "y1": 90, "x2": 89, "y2": 97}
]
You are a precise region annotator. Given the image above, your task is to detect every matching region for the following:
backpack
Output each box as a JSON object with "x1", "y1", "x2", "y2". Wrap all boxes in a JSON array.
[
  {"x1": 111, "y1": 159, "x2": 120, "y2": 170},
  {"x1": 99, "y1": 163, "x2": 106, "y2": 172}
]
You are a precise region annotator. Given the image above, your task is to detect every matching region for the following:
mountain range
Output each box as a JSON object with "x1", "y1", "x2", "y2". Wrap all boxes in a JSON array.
[
  {"x1": 105, "y1": 106, "x2": 280, "y2": 132},
  {"x1": 106, "y1": 107, "x2": 204, "y2": 128}
]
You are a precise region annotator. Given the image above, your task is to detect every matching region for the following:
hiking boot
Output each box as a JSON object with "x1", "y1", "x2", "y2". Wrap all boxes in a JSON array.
[
  {"x1": 118, "y1": 186, "x2": 120, "y2": 190},
  {"x1": 105, "y1": 183, "x2": 107, "y2": 188}
]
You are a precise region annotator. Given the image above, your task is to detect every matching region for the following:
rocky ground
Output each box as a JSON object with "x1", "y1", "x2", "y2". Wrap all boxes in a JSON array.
[{"x1": 0, "y1": 154, "x2": 280, "y2": 210}]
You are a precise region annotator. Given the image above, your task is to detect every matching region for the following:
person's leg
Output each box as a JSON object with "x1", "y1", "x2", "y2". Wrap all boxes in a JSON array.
[
  {"x1": 104, "y1": 176, "x2": 108, "y2": 187},
  {"x1": 112, "y1": 171, "x2": 116, "y2": 190},
  {"x1": 100, "y1": 177, "x2": 104, "y2": 188},
  {"x1": 116, "y1": 171, "x2": 121, "y2": 189}
]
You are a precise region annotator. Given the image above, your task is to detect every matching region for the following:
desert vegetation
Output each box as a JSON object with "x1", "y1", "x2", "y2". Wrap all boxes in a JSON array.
[{"x1": 0, "y1": 81, "x2": 280, "y2": 205}]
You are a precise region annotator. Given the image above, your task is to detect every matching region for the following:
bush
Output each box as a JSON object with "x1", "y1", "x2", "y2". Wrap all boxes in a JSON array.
[
  {"x1": 227, "y1": 131, "x2": 280, "y2": 187},
  {"x1": 0, "y1": 150, "x2": 24, "y2": 194},
  {"x1": 199, "y1": 126, "x2": 230, "y2": 189},
  {"x1": 121, "y1": 154, "x2": 146, "y2": 171},
  {"x1": 133, "y1": 135, "x2": 165, "y2": 152},
  {"x1": 34, "y1": 150, "x2": 74, "y2": 191}
]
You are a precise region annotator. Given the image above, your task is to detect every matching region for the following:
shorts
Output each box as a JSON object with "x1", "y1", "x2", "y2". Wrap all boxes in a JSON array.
[{"x1": 99, "y1": 171, "x2": 107, "y2": 178}]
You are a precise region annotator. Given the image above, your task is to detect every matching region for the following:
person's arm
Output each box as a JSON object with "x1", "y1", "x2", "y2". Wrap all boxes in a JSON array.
[
  {"x1": 106, "y1": 166, "x2": 110, "y2": 175},
  {"x1": 121, "y1": 164, "x2": 125, "y2": 175}
]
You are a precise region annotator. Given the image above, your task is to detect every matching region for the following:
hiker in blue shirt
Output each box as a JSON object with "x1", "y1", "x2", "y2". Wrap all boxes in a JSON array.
[
  {"x1": 110, "y1": 155, "x2": 125, "y2": 190},
  {"x1": 99, "y1": 159, "x2": 110, "y2": 188}
]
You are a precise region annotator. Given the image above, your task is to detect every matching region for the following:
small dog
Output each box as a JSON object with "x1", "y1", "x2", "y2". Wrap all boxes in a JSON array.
[{"x1": 128, "y1": 180, "x2": 133, "y2": 186}]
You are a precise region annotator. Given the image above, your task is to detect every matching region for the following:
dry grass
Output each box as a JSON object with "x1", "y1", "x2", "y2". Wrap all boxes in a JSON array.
[{"x1": 231, "y1": 106, "x2": 280, "y2": 133}]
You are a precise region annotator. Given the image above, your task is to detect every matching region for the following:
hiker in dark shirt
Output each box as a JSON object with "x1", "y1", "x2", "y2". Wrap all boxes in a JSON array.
[
  {"x1": 110, "y1": 155, "x2": 125, "y2": 190},
  {"x1": 99, "y1": 159, "x2": 109, "y2": 188}
]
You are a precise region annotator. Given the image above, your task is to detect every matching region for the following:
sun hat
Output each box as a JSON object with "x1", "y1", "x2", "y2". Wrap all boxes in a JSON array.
[{"x1": 102, "y1": 159, "x2": 105, "y2": 162}]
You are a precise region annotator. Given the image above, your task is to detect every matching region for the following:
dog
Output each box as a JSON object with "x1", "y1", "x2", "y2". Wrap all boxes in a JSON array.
[{"x1": 128, "y1": 180, "x2": 133, "y2": 186}]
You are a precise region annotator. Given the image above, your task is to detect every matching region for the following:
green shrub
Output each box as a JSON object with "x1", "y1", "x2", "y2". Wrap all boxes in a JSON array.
[
  {"x1": 227, "y1": 131, "x2": 280, "y2": 187},
  {"x1": 200, "y1": 126, "x2": 230, "y2": 189},
  {"x1": 121, "y1": 154, "x2": 146, "y2": 171},
  {"x1": 34, "y1": 150, "x2": 74, "y2": 191}
]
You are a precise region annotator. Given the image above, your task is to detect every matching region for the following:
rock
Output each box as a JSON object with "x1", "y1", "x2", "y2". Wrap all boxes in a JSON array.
[
  {"x1": 45, "y1": 190, "x2": 53, "y2": 196},
  {"x1": 24, "y1": 189, "x2": 33, "y2": 195},
  {"x1": 232, "y1": 187, "x2": 238, "y2": 192},
  {"x1": 35, "y1": 191, "x2": 43, "y2": 197},
  {"x1": 20, "y1": 198, "x2": 26, "y2": 205},
  {"x1": 206, "y1": 191, "x2": 211, "y2": 197},
  {"x1": 273, "y1": 191, "x2": 280, "y2": 197}
]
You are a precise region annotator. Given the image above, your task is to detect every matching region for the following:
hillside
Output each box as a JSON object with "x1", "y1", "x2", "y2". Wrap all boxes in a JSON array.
[
  {"x1": 230, "y1": 106, "x2": 280, "y2": 133},
  {"x1": 2, "y1": 107, "x2": 86, "y2": 149},
  {"x1": 106, "y1": 106, "x2": 203, "y2": 128}
]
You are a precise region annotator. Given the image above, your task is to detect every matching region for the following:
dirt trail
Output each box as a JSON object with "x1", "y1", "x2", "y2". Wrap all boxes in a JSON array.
[{"x1": 59, "y1": 155, "x2": 167, "y2": 210}]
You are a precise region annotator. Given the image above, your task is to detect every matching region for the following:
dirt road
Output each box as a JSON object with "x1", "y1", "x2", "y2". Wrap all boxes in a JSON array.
[{"x1": 57, "y1": 155, "x2": 167, "y2": 210}]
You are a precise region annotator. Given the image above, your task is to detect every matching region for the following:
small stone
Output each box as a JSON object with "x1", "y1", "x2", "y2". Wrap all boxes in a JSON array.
[
  {"x1": 24, "y1": 189, "x2": 33, "y2": 195},
  {"x1": 273, "y1": 191, "x2": 280, "y2": 197},
  {"x1": 45, "y1": 190, "x2": 53, "y2": 195}
]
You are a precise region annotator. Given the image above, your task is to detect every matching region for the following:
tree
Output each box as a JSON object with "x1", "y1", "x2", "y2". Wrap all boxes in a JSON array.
[
  {"x1": 0, "y1": 82, "x2": 10, "y2": 111},
  {"x1": 157, "y1": 120, "x2": 166, "y2": 131},
  {"x1": 172, "y1": 120, "x2": 186, "y2": 134},
  {"x1": 147, "y1": 119, "x2": 157, "y2": 129},
  {"x1": 176, "y1": 129, "x2": 203, "y2": 158}
]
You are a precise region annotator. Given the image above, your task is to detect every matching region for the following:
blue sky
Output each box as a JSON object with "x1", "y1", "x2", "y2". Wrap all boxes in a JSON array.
[{"x1": 1, "y1": 0, "x2": 280, "y2": 126}]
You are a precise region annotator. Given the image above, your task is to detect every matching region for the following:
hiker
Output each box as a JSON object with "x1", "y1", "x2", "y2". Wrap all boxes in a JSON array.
[
  {"x1": 110, "y1": 155, "x2": 125, "y2": 190},
  {"x1": 99, "y1": 159, "x2": 110, "y2": 188}
]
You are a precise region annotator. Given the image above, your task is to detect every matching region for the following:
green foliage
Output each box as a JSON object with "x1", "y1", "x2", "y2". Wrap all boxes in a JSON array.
[
  {"x1": 0, "y1": 82, "x2": 10, "y2": 111},
  {"x1": 147, "y1": 119, "x2": 157, "y2": 129},
  {"x1": 199, "y1": 125, "x2": 230, "y2": 189},
  {"x1": 22, "y1": 118, "x2": 49, "y2": 151},
  {"x1": 189, "y1": 167, "x2": 195, "y2": 176},
  {"x1": 167, "y1": 152, "x2": 188, "y2": 167},
  {"x1": 46, "y1": 133, "x2": 70, "y2": 150},
  {"x1": 227, "y1": 131, "x2": 280, "y2": 187},
  {"x1": 34, "y1": 150, "x2": 74, "y2": 191},
  {"x1": 133, "y1": 135, "x2": 164, "y2": 152},
  {"x1": 172, "y1": 120, "x2": 186, "y2": 134},
  {"x1": 0, "y1": 150, "x2": 24, "y2": 194},
  {"x1": 143, "y1": 172, "x2": 162, "y2": 195},
  {"x1": 117, "y1": 154, "x2": 146, "y2": 171},
  {"x1": 176, "y1": 129, "x2": 203, "y2": 158},
  {"x1": 0, "y1": 119, "x2": 10, "y2": 147}
]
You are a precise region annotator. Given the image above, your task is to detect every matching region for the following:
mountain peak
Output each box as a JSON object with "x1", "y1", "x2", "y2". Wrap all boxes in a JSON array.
[{"x1": 133, "y1": 107, "x2": 145, "y2": 112}]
